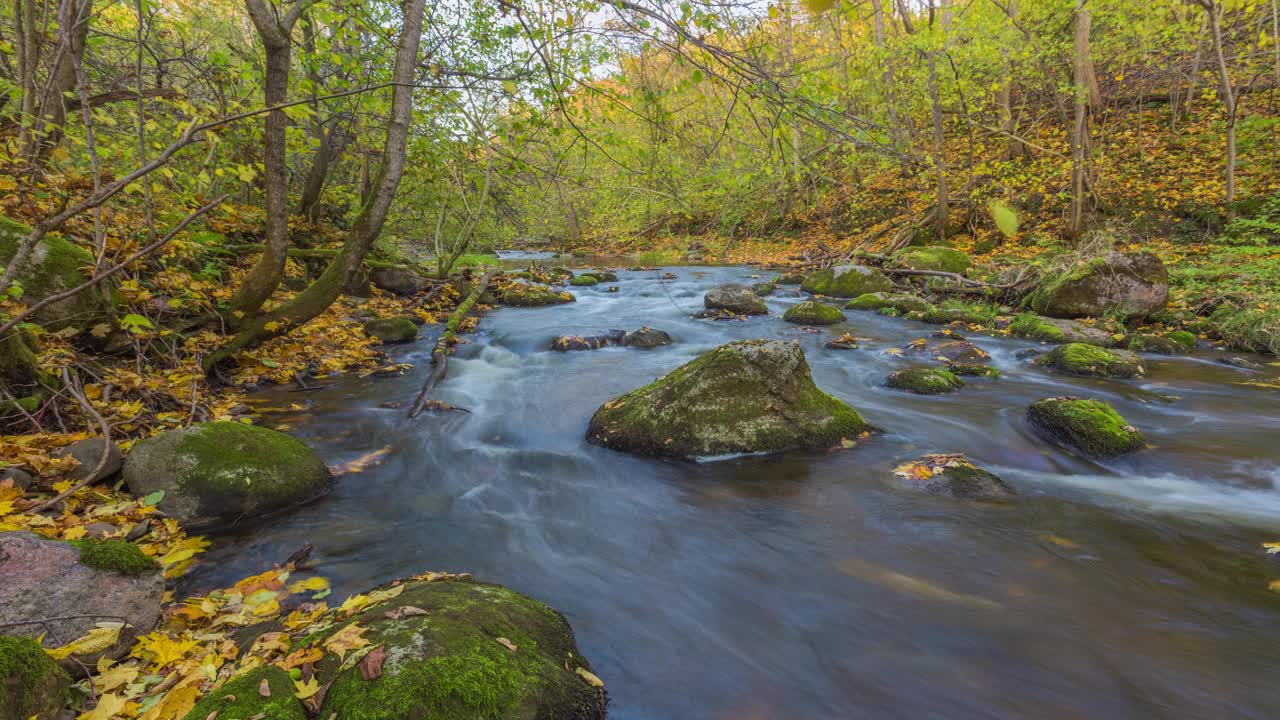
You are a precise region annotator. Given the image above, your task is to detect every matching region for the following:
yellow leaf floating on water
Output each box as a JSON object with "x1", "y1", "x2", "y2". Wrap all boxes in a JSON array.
[
  {"x1": 287, "y1": 576, "x2": 331, "y2": 595},
  {"x1": 46, "y1": 624, "x2": 122, "y2": 660},
  {"x1": 1263, "y1": 542, "x2": 1280, "y2": 555},
  {"x1": 329, "y1": 446, "x2": 392, "y2": 475},
  {"x1": 323, "y1": 622, "x2": 371, "y2": 660}
]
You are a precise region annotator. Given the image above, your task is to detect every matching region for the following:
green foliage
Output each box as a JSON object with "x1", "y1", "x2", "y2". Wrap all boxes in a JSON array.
[{"x1": 71, "y1": 538, "x2": 161, "y2": 576}]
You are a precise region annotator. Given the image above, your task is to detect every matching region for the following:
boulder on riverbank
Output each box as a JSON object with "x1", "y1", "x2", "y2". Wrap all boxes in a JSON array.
[
  {"x1": 370, "y1": 267, "x2": 431, "y2": 296},
  {"x1": 123, "y1": 421, "x2": 334, "y2": 531},
  {"x1": 1036, "y1": 343, "x2": 1144, "y2": 378},
  {"x1": 1026, "y1": 397, "x2": 1144, "y2": 457},
  {"x1": 312, "y1": 578, "x2": 607, "y2": 720},
  {"x1": 1007, "y1": 314, "x2": 1117, "y2": 347},
  {"x1": 1029, "y1": 252, "x2": 1168, "y2": 319},
  {"x1": 0, "y1": 532, "x2": 163, "y2": 672},
  {"x1": 800, "y1": 264, "x2": 892, "y2": 298},
  {"x1": 704, "y1": 284, "x2": 768, "y2": 315},
  {"x1": 0, "y1": 635, "x2": 72, "y2": 720},
  {"x1": 53, "y1": 437, "x2": 124, "y2": 484},
  {"x1": 499, "y1": 282, "x2": 575, "y2": 307},
  {"x1": 895, "y1": 246, "x2": 971, "y2": 274},
  {"x1": 783, "y1": 300, "x2": 844, "y2": 325},
  {"x1": 0, "y1": 216, "x2": 115, "y2": 332},
  {"x1": 588, "y1": 339, "x2": 867, "y2": 458},
  {"x1": 363, "y1": 316, "x2": 419, "y2": 344}
]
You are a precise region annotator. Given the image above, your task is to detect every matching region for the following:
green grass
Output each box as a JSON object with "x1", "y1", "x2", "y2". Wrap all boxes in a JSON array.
[{"x1": 634, "y1": 249, "x2": 681, "y2": 266}]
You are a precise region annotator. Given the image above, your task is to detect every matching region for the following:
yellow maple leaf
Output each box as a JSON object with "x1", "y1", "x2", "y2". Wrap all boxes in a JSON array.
[
  {"x1": 132, "y1": 632, "x2": 200, "y2": 667},
  {"x1": 138, "y1": 684, "x2": 200, "y2": 720},
  {"x1": 78, "y1": 692, "x2": 129, "y2": 720},
  {"x1": 94, "y1": 662, "x2": 139, "y2": 693},
  {"x1": 46, "y1": 624, "x2": 122, "y2": 660},
  {"x1": 293, "y1": 675, "x2": 321, "y2": 699},
  {"x1": 323, "y1": 622, "x2": 371, "y2": 660}
]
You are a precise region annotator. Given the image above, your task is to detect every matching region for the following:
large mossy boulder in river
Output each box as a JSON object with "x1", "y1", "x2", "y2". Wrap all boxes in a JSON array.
[
  {"x1": 1028, "y1": 252, "x2": 1168, "y2": 319},
  {"x1": 588, "y1": 339, "x2": 867, "y2": 458},
  {"x1": 783, "y1": 300, "x2": 844, "y2": 325},
  {"x1": 1007, "y1": 313, "x2": 1116, "y2": 347},
  {"x1": 498, "y1": 282, "x2": 575, "y2": 307},
  {"x1": 845, "y1": 292, "x2": 930, "y2": 314},
  {"x1": 886, "y1": 367, "x2": 963, "y2": 395},
  {"x1": 704, "y1": 283, "x2": 767, "y2": 315},
  {"x1": 0, "y1": 532, "x2": 163, "y2": 670},
  {"x1": 800, "y1": 264, "x2": 892, "y2": 298},
  {"x1": 1026, "y1": 397, "x2": 1144, "y2": 457},
  {"x1": 123, "y1": 421, "x2": 334, "y2": 531},
  {"x1": 314, "y1": 578, "x2": 606, "y2": 720},
  {"x1": 0, "y1": 634, "x2": 72, "y2": 720},
  {"x1": 1036, "y1": 343, "x2": 1144, "y2": 379},
  {"x1": 895, "y1": 246, "x2": 971, "y2": 274},
  {"x1": 0, "y1": 215, "x2": 113, "y2": 332}
]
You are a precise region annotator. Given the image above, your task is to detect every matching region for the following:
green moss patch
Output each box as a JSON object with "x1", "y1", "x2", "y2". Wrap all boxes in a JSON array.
[
  {"x1": 182, "y1": 666, "x2": 305, "y2": 720},
  {"x1": 0, "y1": 634, "x2": 71, "y2": 720},
  {"x1": 886, "y1": 368, "x2": 963, "y2": 394},
  {"x1": 1036, "y1": 343, "x2": 1144, "y2": 378},
  {"x1": 800, "y1": 264, "x2": 892, "y2": 298},
  {"x1": 783, "y1": 301, "x2": 844, "y2": 325},
  {"x1": 896, "y1": 246, "x2": 971, "y2": 274},
  {"x1": 916, "y1": 301, "x2": 998, "y2": 326},
  {"x1": 70, "y1": 538, "x2": 159, "y2": 576},
  {"x1": 1026, "y1": 397, "x2": 1144, "y2": 457},
  {"x1": 499, "y1": 283, "x2": 575, "y2": 307},
  {"x1": 569, "y1": 274, "x2": 599, "y2": 286}
]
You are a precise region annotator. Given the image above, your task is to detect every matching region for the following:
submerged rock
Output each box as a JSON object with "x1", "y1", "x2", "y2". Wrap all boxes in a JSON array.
[
  {"x1": 314, "y1": 578, "x2": 606, "y2": 720},
  {"x1": 499, "y1": 283, "x2": 575, "y2": 307},
  {"x1": 800, "y1": 264, "x2": 892, "y2": 298},
  {"x1": 893, "y1": 456, "x2": 1014, "y2": 499},
  {"x1": 904, "y1": 337, "x2": 990, "y2": 364},
  {"x1": 947, "y1": 362, "x2": 1001, "y2": 378},
  {"x1": 886, "y1": 367, "x2": 963, "y2": 394},
  {"x1": 1029, "y1": 252, "x2": 1169, "y2": 319},
  {"x1": 569, "y1": 274, "x2": 599, "y2": 286},
  {"x1": 123, "y1": 421, "x2": 334, "y2": 531},
  {"x1": 1036, "y1": 343, "x2": 1144, "y2": 378},
  {"x1": 623, "y1": 327, "x2": 673, "y2": 348},
  {"x1": 895, "y1": 246, "x2": 971, "y2": 274},
  {"x1": 1026, "y1": 397, "x2": 1144, "y2": 457},
  {"x1": 588, "y1": 339, "x2": 867, "y2": 458},
  {"x1": 584, "y1": 270, "x2": 618, "y2": 282},
  {"x1": 1007, "y1": 313, "x2": 1116, "y2": 347},
  {"x1": 704, "y1": 283, "x2": 768, "y2": 315},
  {"x1": 363, "y1": 316, "x2": 419, "y2": 344},
  {"x1": 550, "y1": 327, "x2": 671, "y2": 351},
  {"x1": 0, "y1": 635, "x2": 72, "y2": 720},
  {"x1": 754, "y1": 282, "x2": 776, "y2": 296},
  {"x1": 783, "y1": 301, "x2": 844, "y2": 325},
  {"x1": 0, "y1": 532, "x2": 163, "y2": 671},
  {"x1": 1125, "y1": 331, "x2": 1196, "y2": 354}
]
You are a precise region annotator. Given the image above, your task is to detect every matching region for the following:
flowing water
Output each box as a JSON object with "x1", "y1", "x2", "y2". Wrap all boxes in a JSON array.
[{"x1": 188, "y1": 260, "x2": 1280, "y2": 719}]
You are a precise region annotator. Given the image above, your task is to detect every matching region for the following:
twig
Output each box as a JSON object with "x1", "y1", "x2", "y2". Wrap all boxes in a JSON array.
[{"x1": 29, "y1": 371, "x2": 112, "y2": 514}]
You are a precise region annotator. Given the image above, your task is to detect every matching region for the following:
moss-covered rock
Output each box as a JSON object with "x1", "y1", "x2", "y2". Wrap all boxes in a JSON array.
[
  {"x1": 1036, "y1": 343, "x2": 1144, "y2": 378},
  {"x1": 948, "y1": 363, "x2": 1001, "y2": 378},
  {"x1": 0, "y1": 635, "x2": 72, "y2": 720},
  {"x1": 70, "y1": 538, "x2": 159, "y2": 576},
  {"x1": 704, "y1": 284, "x2": 768, "y2": 315},
  {"x1": 916, "y1": 301, "x2": 997, "y2": 326},
  {"x1": 886, "y1": 367, "x2": 963, "y2": 394},
  {"x1": 845, "y1": 292, "x2": 932, "y2": 314},
  {"x1": 181, "y1": 666, "x2": 305, "y2": 720},
  {"x1": 499, "y1": 283, "x2": 575, "y2": 307},
  {"x1": 783, "y1": 301, "x2": 844, "y2": 325},
  {"x1": 1027, "y1": 252, "x2": 1168, "y2": 319},
  {"x1": 772, "y1": 272, "x2": 806, "y2": 285},
  {"x1": 622, "y1": 327, "x2": 672, "y2": 348},
  {"x1": 583, "y1": 270, "x2": 618, "y2": 282},
  {"x1": 895, "y1": 246, "x2": 971, "y2": 274},
  {"x1": 904, "y1": 337, "x2": 990, "y2": 364},
  {"x1": 363, "y1": 316, "x2": 419, "y2": 344},
  {"x1": 315, "y1": 578, "x2": 606, "y2": 720},
  {"x1": 0, "y1": 327, "x2": 40, "y2": 390},
  {"x1": 1026, "y1": 397, "x2": 1144, "y2": 457},
  {"x1": 800, "y1": 264, "x2": 892, "y2": 298},
  {"x1": 0, "y1": 216, "x2": 114, "y2": 331},
  {"x1": 122, "y1": 421, "x2": 334, "y2": 531},
  {"x1": 569, "y1": 274, "x2": 599, "y2": 286},
  {"x1": 893, "y1": 458, "x2": 1014, "y2": 499},
  {"x1": 753, "y1": 282, "x2": 775, "y2": 296},
  {"x1": 588, "y1": 339, "x2": 867, "y2": 458},
  {"x1": 1007, "y1": 313, "x2": 1116, "y2": 347},
  {"x1": 1164, "y1": 330, "x2": 1197, "y2": 349},
  {"x1": 1124, "y1": 332, "x2": 1192, "y2": 355}
]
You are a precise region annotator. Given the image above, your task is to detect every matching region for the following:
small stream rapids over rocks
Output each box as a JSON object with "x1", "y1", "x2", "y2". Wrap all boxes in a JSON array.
[{"x1": 188, "y1": 258, "x2": 1280, "y2": 719}]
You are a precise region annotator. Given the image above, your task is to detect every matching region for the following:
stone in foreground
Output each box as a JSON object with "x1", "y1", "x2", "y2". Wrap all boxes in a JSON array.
[
  {"x1": 1026, "y1": 397, "x2": 1144, "y2": 457},
  {"x1": 314, "y1": 578, "x2": 606, "y2": 720},
  {"x1": 123, "y1": 421, "x2": 334, "y2": 531},
  {"x1": 181, "y1": 667, "x2": 305, "y2": 720},
  {"x1": 0, "y1": 532, "x2": 163, "y2": 671},
  {"x1": 588, "y1": 339, "x2": 867, "y2": 458},
  {"x1": 704, "y1": 283, "x2": 768, "y2": 315},
  {"x1": 801, "y1": 264, "x2": 892, "y2": 298},
  {"x1": 0, "y1": 634, "x2": 72, "y2": 720}
]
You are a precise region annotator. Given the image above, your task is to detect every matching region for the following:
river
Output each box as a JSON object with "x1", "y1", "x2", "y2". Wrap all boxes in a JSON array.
[{"x1": 187, "y1": 259, "x2": 1280, "y2": 719}]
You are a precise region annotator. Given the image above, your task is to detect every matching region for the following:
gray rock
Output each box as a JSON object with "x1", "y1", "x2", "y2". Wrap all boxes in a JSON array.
[
  {"x1": 704, "y1": 284, "x2": 768, "y2": 315},
  {"x1": 370, "y1": 267, "x2": 431, "y2": 296},
  {"x1": 1031, "y1": 252, "x2": 1168, "y2": 319},
  {"x1": 53, "y1": 438, "x2": 123, "y2": 484},
  {"x1": 0, "y1": 467, "x2": 33, "y2": 490},
  {"x1": 622, "y1": 327, "x2": 673, "y2": 348},
  {"x1": 0, "y1": 532, "x2": 163, "y2": 671}
]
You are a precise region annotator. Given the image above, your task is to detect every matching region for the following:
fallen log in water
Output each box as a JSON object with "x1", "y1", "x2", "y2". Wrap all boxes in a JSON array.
[{"x1": 407, "y1": 270, "x2": 497, "y2": 418}]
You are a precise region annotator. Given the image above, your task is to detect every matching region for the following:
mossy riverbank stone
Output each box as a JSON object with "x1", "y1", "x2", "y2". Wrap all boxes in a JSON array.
[
  {"x1": 314, "y1": 578, "x2": 606, "y2": 720},
  {"x1": 1029, "y1": 251, "x2": 1168, "y2": 319},
  {"x1": 364, "y1": 316, "x2": 419, "y2": 344},
  {"x1": 1007, "y1": 314, "x2": 1116, "y2": 347},
  {"x1": 800, "y1": 264, "x2": 892, "y2": 298},
  {"x1": 588, "y1": 339, "x2": 867, "y2": 458},
  {"x1": 123, "y1": 421, "x2": 334, "y2": 532},
  {"x1": 499, "y1": 283, "x2": 575, "y2": 307},
  {"x1": 1036, "y1": 343, "x2": 1144, "y2": 379},
  {"x1": 1026, "y1": 397, "x2": 1144, "y2": 457},
  {"x1": 0, "y1": 634, "x2": 72, "y2": 720},
  {"x1": 886, "y1": 368, "x2": 964, "y2": 395},
  {"x1": 783, "y1": 301, "x2": 844, "y2": 325},
  {"x1": 0, "y1": 215, "x2": 114, "y2": 332},
  {"x1": 181, "y1": 666, "x2": 305, "y2": 720},
  {"x1": 895, "y1": 246, "x2": 971, "y2": 274},
  {"x1": 845, "y1": 292, "x2": 931, "y2": 314}
]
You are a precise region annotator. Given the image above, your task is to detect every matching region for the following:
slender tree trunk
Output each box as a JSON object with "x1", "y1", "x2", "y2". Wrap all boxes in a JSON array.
[
  {"x1": 1175, "y1": 14, "x2": 1208, "y2": 129},
  {"x1": 998, "y1": 0, "x2": 1026, "y2": 158},
  {"x1": 1068, "y1": 0, "x2": 1093, "y2": 240},
  {"x1": 205, "y1": 0, "x2": 428, "y2": 369},
  {"x1": 30, "y1": 0, "x2": 92, "y2": 161},
  {"x1": 14, "y1": 0, "x2": 41, "y2": 159},
  {"x1": 228, "y1": 0, "x2": 310, "y2": 320},
  {"x1": 1200, "y1": 0, "x2": 1237, "y2": 209},
  {"x1": 926, "y1": 51, "x2": 948, "y2": 241}
]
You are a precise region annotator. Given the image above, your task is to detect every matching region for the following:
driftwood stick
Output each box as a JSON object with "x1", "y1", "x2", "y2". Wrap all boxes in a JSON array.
[{"x1": 408, "y1": 270, "x2": 496, "y2": 419}]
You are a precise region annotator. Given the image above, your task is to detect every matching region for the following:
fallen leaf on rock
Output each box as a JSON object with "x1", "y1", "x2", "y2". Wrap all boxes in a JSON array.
[
  {"x1": 384, "y1": 605, "x2": 430, "y2": 620},
  {"x1": 259, "y1": 678, "x2": 271, "y2": 697},
  {"x1": 359, "y1": 645, "x2": 387, "y2": 680},
  {"x1": 575, "y1": 667, "x2": 604, "y2": 688},
  {"x1": 495, "y1": 637, "x2": 517, "y2": 652},
  {"x1": 323, "y1": 623, "x2": 370, "y2": 660}
]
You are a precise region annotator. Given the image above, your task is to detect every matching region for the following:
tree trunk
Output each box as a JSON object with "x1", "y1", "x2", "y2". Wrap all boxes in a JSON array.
[
  {"x1": 14, "y1": 0, "x2": 41, "y2": 160},
  {"x1": 204, "y1": 0, "x2": 428, "y2": 370},
  {"x1": 1201, "y1": 0, "x2": 1237, "y2": 209},
  {"x1": 227, "y1": 0, "x2": 305, "y2": 320},
  {"x1": 1068, "y1": 0, "x2": 1092, "y2": 240},
  {"x1": 998, "y1": 0, "x2": 1026, "y2": 158},
  {"x1": 926, "y1": 51, "x2": 949, "y2": 241},
  {"x1": 30, "y1": 0, "x2": 93, "y2": 161}
]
